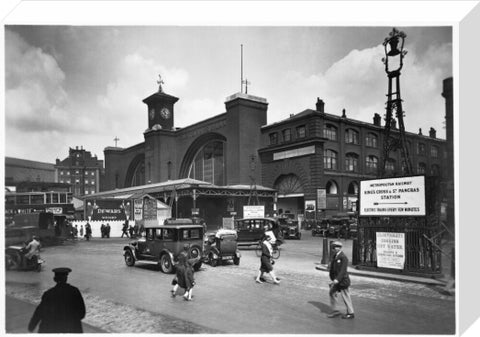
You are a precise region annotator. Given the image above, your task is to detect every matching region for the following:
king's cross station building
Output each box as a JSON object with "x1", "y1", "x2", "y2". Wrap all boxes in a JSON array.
[{"x1": 85, "y1": 78, "x2": 452, "y2": 231}]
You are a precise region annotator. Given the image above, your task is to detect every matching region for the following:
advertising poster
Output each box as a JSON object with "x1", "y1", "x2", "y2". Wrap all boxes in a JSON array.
[
  {"x1": 143, "y1": 198, "x2": 157, "y2": 220},
  {"x1": 134, "y1": 199, "x2": 143, "y2": 221},
  {"x1": 305, "y1": 200, "x2": 316, "y2": 212},
  {"x1": 243, "y1": 205, "x2": 265, "y2": 218},
  {"x1": 91, "y1": 199, "x2": 126, "y2": 221},
  {"x1": 360, "y1": 176, "x2": 426, "y2": 216},
  {"x1": 316, "y1": 189, "x2": 326, "y2": 209},
  {"x1": 376, "y1": 232, "x2": 406, "y2": 269}
]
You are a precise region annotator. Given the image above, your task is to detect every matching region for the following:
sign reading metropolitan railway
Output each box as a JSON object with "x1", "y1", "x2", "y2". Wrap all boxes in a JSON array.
[{"x1": 359, "y1": 176, "x2": 426, "y2": 216}]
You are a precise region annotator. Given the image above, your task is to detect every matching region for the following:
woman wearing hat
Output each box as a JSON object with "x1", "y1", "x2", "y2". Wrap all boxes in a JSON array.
[{"x1": 327, "y1": 241, "x2": 355, "y2": 319}]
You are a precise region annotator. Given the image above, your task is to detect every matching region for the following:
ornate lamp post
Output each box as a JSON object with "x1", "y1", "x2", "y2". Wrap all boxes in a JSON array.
[{"x1": 379, "y1": 28, "x2": 412, "y2": 177}]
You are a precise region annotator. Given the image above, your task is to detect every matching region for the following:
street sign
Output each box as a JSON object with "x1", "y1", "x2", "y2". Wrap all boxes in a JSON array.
[
  {"x1": 376, "y1": 232, "x2": 405, "y2": 269},
  {"x1": 360, "y1": 176, "x2": 426, "y2": 216},
  {"x1": 243, "y1": 205, "x2": 264, "y2": 218}
]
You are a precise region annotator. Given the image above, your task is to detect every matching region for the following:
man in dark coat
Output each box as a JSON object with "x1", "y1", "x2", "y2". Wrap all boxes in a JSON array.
[
  {"x1": 28, "y1": 267, "x2": 86, "y2": 333},
  {"x1": 327, "y1": 241, "x2": 355, "y2": 319}
]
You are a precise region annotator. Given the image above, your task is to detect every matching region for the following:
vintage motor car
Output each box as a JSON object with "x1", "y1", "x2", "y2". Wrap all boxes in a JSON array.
[
  {"x1": 203, "y1": 229, "x2": 241, "y2": 267},
  {"x1": 123, "y1": 218, "x2": 203, "y2": 274},
  {"x1": 234, "y1": 217, "x2": 283, "y2": 246},
  {"x1": 311, "y1": 220, "x2": 328, "y2": 237},
  {"x1": 278, "y1": 218, "x2": 301, "y2": 240}
]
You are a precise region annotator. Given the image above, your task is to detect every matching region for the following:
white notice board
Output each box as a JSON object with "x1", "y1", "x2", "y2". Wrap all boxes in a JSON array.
[
  {"x1": 360, "y1": 176, "x2": 426, "y2": 216},
  {"x1": 376, "y1": 232, "x2": 406, "y2": 270}
]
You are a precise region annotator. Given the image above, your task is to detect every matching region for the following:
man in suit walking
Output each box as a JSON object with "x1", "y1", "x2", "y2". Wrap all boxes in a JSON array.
[
  {"x1": 327, "y1": 241, "x2": 355, "y2": 319},
  {"x1": 28, "y1": 267, "x2": 86, "y2": 333}
]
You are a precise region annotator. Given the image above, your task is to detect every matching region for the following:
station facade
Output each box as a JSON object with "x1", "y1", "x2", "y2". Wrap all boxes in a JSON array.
[{"x1": 97, "y1": 82, "x2": 449, "y2": 228}]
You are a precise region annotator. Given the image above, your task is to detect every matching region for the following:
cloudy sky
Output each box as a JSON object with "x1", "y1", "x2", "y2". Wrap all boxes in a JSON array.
[{"x1": 5, "y1": 25, "x2": 452, "y2": 163}]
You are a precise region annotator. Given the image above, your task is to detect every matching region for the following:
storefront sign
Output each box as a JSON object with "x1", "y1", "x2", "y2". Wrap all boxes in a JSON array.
[
  {"x1": 316, "y1": 189, "x2": 326, "y2": 209},
  {"x1": 91, "y1": 200, "x2": 126, "y2": 221},
  {"x1": 134, "y1": 199, "x2": 143, "y2": 221},
  {"x1": 45, "y1": 207, "x2": 63, "y2": 214},
  {"x1": 243, "y1": 205, "x2": 265, "y2": 218},
  {"x1": 360, "y1": 176, "x2": 426, "y2": 216},
  {"x1": 376, "y1": 232, "x2": 405, "y2": 269}
]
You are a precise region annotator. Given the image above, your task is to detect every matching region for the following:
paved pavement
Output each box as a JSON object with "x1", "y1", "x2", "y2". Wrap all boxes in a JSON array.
[{"x1": 5, "y1": 236, "x2": 455, "y2": 333}]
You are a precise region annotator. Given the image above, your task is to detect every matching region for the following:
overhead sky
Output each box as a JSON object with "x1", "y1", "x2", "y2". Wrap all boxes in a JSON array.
[{"x1": 5, "y1": 25, "x2": 452, "y2": 163}]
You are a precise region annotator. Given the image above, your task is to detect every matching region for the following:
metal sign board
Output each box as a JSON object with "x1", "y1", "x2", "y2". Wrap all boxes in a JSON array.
[
  {"x1": 317, "y1": 188, "x2": 326, "y2": 209},
  {"x1": 360, "y1": 176, "x2": 426, "y2": 216}
]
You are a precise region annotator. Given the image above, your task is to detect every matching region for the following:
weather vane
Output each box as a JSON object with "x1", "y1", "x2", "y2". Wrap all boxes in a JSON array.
[{"x1": 157, "y1": 74, "x2": 164, "y2": 93}]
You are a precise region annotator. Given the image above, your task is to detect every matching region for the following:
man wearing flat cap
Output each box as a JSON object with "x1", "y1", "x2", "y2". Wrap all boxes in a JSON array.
[
  {"x1": 28, "y1": 267, "x2": 86, "y2": 333},
  {"x1": 327, "y1": 241, "x2": 355, "y2": 319}
]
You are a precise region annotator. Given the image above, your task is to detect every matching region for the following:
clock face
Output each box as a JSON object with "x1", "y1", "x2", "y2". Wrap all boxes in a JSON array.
[
  {"x1": 149, "y1": 108, "x2": 155, "y2": 120},
  {"x1": 160, "y1": 107, "x2": 171, "y2": 119}
]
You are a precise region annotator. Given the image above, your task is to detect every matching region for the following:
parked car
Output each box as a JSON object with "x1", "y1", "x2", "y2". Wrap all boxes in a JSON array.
[
  {"x1": 203, "y1": 229, "x2": 241, "y2": 267},
  {"x1": 123, "y1": 218, "x2": 204, "y2": 274},
  {"x1": 234, "y1": 217, "x2": 283, "y2": 246},
  {"x1": 278, "y1": 218, "x2": 301, "y2": 240},
  {"x1": 311, "y1": 221, "x2": 326, "y2": 237}
]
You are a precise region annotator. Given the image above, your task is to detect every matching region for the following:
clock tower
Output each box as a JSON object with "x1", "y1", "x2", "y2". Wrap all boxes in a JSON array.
[{"x1": 142, "y1": 77, "x2": 179, "y2": 130}]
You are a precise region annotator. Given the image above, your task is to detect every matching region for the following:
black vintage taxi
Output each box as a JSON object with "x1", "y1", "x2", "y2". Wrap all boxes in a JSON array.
[{"x1": 123, "y1": 218, "x2": 204, "y2": 274}]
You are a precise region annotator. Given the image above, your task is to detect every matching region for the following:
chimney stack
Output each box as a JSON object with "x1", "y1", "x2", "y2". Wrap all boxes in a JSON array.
[
  {"x1": 418, "y1": 128, "x2": 423, "y2": 135},
  {"x1": 341, "y1": 108, "x2": 346, "y2": 118},
  {"x1": 373, "y1": 113, "x2": 381, "y2": 126},
  {"x1": 316, "y1": 98, "x2": 325, "y2": 113},
  {"x1": 429, "y1": 127, "x2": 436, "y2": 138}
]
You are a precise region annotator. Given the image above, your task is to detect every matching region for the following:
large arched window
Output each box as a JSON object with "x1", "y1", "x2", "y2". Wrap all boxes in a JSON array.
[
  {"x1": 274, "y1": 174, "x2": 303, "y2": 196},
  {"x1": 324, "y1": 149, "x2": 338, "y2": 170},
  {"x1": 188, "y1": 140, "x2": 225, "y2": 185},
  {"x1": 131, "y1": 162, "x2": 145, "y2": 187},
  {"x1": 345, "y1": 153, "x2": 359, "y2": 172},
  {"x1": 326, "y1": 180, "x2": 338, "y2": 194}
]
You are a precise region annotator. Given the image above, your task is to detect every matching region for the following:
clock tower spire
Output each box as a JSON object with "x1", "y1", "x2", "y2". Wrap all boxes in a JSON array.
[{"x1": 143, "y1": 75, "x2": 179, "y2": 130}]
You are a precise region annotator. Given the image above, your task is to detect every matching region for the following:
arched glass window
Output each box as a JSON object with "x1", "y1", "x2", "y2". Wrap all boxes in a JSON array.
[
  {"x1": 366, "y1": 155, "x2": 378, "y2": 174},
  {"x1": 188, "y1": 140, "x2": 225, "y2": 185},
  {"x1": 323, "y1": 124, "x2": 337, "y2": 141},
  {"x1": 274, "y1": 174, "x2": 303, "y2": 195},
  {"x1": 345, "y1": 129, "x2": 359, "y2": 144},
  {"x1": 131, "y1": 162, "x2": 145, "y2": 187},
  {"x1": 345, "y1": 153, "x2": 359, "y2": 172},
  {"x1": 324, "y1": 149, "x2": 338, "y2": 170},
  {"x1": 326, "y1": 180, "x2": 338, "y2": 195},
  {"x1": 365, "y1": 133, "x2": 378, "y2": 148},
  {"x1": 348, "y1": 181, "x2": 359, "y2": 195}
]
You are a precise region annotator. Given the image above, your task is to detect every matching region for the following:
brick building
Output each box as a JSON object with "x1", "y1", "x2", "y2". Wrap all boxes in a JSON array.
[
  {"x1": 5, "y1": 157, "x2": 55, "y2": 191},
  {"x1": 55, "y1": 147, "x2": 105, "y2": 197},
  {"x1": 98, "y1": 80, "x2": 450, "y2": 227}
]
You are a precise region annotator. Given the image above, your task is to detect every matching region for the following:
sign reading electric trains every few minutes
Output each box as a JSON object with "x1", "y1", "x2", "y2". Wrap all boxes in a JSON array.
[{"x1": 359, "y1": 176, "x2": 426, "y2": 216}]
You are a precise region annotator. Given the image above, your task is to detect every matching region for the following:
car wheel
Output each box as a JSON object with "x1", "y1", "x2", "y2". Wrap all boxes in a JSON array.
[
  {"x1": 311, "y1": 232, "x2": 315, "y2": 237},
  {"x1": 124, "y1": 250, "x2": 135, "y2": 267},
  {"x1": 233, "y1": 256, "x2": 240, "y2": 265},
  {"x1": 159, "y1": 254, "x2": 174, "y2": 274},
  {"x1": 209, "y1": 254, "x2": 218, "y2": 267}
]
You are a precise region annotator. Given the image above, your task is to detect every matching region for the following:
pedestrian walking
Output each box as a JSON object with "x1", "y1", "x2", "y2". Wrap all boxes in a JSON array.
[
  {"x1": 73, "y1": 225, "x2": 78, "y2": 240},
  {"x1": 106, "y1": 223, "x2": 111, "y2": 238},
  {"x1": 327, "y1": 241, "x2": 355, "y2": 319},
  {"x1": 80, "y1": 225, "x2": 84, "y2": 239},
  {"x1": 100, "y1": 224, "x2": 105, "y2": 238},
  {"x1": 255, "y1": 233, "x2": 280, "y2": 285},
  {"x1": 171, "y1": 254, "x2": 195, "y2": 301},
  {"x1": 28, "y1": 267, "x2": 86, "y2": 333},
  {"x1": 121, "y1": 221, "x2": 129, "y2": 238}
]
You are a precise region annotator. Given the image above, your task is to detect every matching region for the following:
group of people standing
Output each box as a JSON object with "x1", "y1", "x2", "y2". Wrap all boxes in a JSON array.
[{"x1": 100, "y1": 223, "x2": 111, "y2": 238}]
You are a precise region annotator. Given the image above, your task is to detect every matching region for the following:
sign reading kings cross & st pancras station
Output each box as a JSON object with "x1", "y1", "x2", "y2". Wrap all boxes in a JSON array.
[{"x1": 359, "y1": 176, "x2": 426, "y2": 217}]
